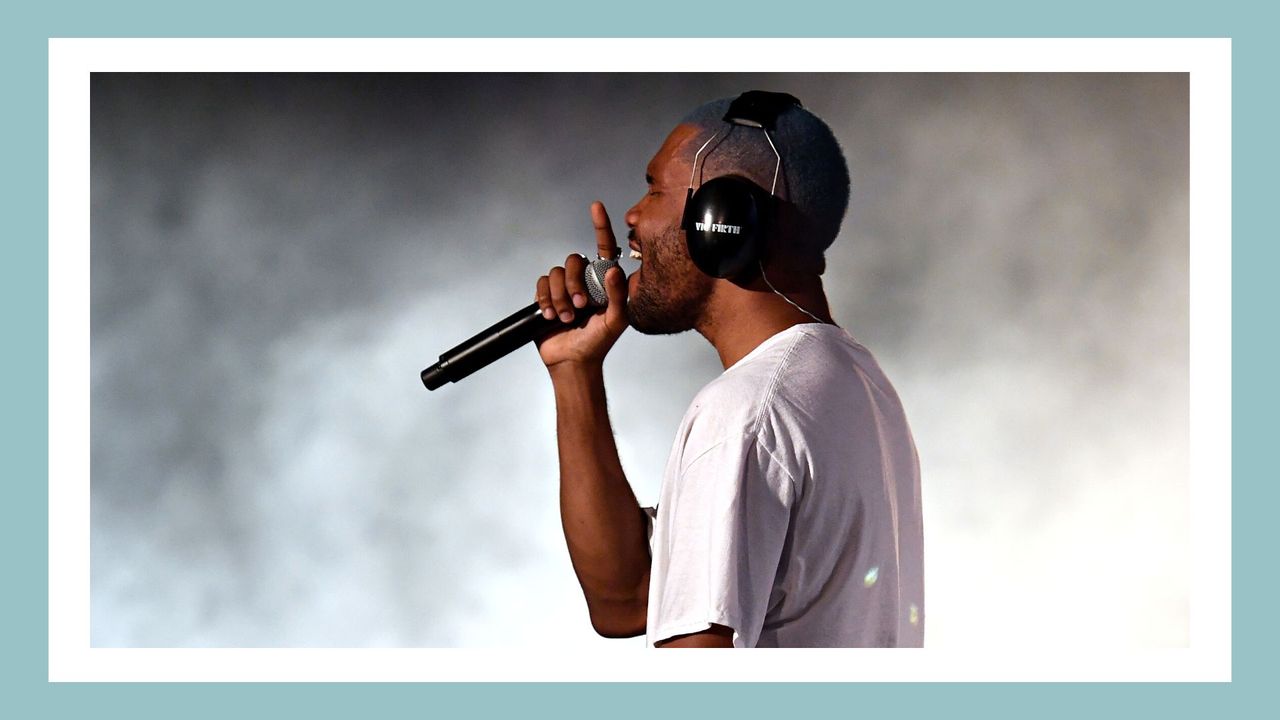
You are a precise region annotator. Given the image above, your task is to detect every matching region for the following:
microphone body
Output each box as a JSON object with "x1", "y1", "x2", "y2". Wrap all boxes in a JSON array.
[
  {"x1": 421, "y1": 257, "x2": 621, "y2": 391},
  {"x1": 420, "y1": 302, "x2": 591, "y2": 390}
]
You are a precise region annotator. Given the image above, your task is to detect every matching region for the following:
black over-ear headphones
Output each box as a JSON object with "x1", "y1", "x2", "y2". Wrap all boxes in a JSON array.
[{"x1": 680, "y1": 91, "x2": 802, "y2": 280}]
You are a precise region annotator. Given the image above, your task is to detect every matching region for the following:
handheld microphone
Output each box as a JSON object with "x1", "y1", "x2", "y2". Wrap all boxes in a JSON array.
[{"x1": 420, "y1": 256, "x2": 623, "y2": 391}]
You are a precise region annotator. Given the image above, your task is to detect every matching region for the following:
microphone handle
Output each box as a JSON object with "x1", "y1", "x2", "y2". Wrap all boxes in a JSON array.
[{"x1": 420, "y1": 302, "x2": 595, "y2": 390}]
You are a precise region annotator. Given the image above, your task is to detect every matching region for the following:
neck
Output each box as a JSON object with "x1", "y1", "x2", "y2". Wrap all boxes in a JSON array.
[{"x1": 695, "y1": 273, "x2": 835, "y2": 370}]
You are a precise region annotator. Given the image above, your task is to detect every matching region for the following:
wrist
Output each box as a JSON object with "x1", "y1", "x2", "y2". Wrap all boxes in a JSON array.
[{"x1": 547, "y1": 359, "x2": 605, "y2": 385}]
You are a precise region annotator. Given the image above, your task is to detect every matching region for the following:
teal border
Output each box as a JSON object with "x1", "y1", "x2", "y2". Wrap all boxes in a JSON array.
[{"x1": 6, "y1": 0, "x2": 1270, "y2": 716}]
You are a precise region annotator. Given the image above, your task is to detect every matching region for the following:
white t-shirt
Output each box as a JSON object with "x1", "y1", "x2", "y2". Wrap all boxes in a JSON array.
[{"x1": 645, "y1": 323, "x2": 924, "y2": 648}]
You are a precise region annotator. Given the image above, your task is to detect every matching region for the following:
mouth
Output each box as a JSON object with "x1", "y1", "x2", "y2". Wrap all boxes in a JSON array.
[{"x1": 627, "y1": 229, "x2": 642, "y2": 260}]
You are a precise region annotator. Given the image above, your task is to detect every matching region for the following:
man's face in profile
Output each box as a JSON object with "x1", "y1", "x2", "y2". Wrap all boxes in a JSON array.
[{"x1": 624, "y1": 124, "x2": 715, "y2": 336}]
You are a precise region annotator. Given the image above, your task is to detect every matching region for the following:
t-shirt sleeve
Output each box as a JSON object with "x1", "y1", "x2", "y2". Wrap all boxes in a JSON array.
[{"x1": 648, "y1": 433, "x2": 796, "y2": 648}]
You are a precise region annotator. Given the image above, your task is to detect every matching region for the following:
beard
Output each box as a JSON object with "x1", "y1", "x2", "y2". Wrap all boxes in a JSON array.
[{"x1": 626, "y1": 224, "x2": 714, "y2": 335}]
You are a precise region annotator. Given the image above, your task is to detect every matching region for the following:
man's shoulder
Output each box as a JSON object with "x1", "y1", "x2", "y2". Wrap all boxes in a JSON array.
[
  {"x1": 709, "y1": 324, "x2": 865, "y2": 400},
  {"x1": 679, "y1": 327, "x2": 830, "y2": 437}
]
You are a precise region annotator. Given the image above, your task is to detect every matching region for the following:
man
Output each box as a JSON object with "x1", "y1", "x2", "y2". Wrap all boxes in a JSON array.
[{"x1": 533, "y1": 92, "x2": 923, "y2": 648}]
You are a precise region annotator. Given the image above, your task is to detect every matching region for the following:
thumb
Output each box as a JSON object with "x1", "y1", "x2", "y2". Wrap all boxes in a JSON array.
[{"x1": 603, "y1": 266, "x2": 628, "y2": 331}]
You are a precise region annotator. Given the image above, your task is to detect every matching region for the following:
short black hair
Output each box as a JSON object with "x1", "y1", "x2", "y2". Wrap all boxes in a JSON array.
[{"x1": 679, "y1": 95, "x2": 851, "y2": 272}]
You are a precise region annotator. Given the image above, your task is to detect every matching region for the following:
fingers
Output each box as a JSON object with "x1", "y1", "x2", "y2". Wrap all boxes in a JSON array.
[
  {"x1": 535, "y1": 275, "x2": 554, "y2": 320},
  {"x1": 532, "y1": 203, "x2": 619, "y2": 331},
  {"x1": 536, "y1": 254, "x2": 594, "y2": 326},
  {"x1": 591, "y1": 201, "x2": 619, "y2": 261},
  {"x1": 547, "y1": 266, "x2": 574, "y2": 323},
  {"x1": 564, "y1": 253, "x2": 588, "y2": 309}
]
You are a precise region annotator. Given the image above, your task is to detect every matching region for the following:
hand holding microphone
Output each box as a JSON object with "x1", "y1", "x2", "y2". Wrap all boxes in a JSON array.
[
  {"x1": 533, "y1": 202, "x2": 629, "y2": 372},
  {"x1": 420, "y1": 202, "x2": 628, "y2": 390}
]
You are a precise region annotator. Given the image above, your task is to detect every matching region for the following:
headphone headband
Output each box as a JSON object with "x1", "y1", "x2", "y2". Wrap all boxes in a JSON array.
[
  {"x1": 723, "y1": 91, "x2": 802, "y2": 131},
  {"x1": 681, "y1": 91, "x2": 802, "y2": 280}
]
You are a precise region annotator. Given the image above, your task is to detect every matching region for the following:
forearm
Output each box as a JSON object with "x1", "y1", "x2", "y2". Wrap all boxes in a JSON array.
[{"x1": 550, "y1": 362, "x2": 650, "y2": 637}]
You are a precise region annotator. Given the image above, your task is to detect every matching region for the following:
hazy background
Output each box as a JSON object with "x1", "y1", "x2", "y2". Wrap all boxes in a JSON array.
[{"x1": 90, "y1": 73, "x2": 1189, "y2": 648}]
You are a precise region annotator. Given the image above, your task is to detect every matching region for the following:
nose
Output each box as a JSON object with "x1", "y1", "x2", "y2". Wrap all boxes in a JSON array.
[{"x1": 624, "y1": 202, "x2": 640, "y2": 229}]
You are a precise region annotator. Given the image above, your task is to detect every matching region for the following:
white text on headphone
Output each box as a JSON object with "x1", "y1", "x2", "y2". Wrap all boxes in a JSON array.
[{"x1": 694, "y1": 221, "x2": 742, "y2": 234}]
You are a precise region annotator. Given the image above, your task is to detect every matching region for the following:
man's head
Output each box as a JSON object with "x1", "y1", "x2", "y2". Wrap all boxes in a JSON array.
[
  {"x1": 624, "y1": 93, "x2": 850, "y2": 335},
  {"x1": 681, "y1": 94, "x2": 851, "y2": 273}
]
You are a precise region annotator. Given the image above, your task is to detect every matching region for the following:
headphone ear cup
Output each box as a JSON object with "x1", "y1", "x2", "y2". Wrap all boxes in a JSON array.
[{"x1": 681, "y1": 176, "x2": 768, "y2": 279}]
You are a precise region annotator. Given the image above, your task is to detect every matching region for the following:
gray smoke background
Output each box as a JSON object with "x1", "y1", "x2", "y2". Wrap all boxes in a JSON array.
[{"x1": 90, "y1": 73, "x2": 1188, "y2": 648}]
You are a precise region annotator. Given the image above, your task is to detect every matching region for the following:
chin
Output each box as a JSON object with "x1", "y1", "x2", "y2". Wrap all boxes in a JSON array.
[
  {"x1": 625, "y1": 245, "x2": 712, "y2": 335},
  {"x1": 626, "y1": 290, "x2": 703, "y2": 336},
  {"x1": 626, "y1": 308, "x2": 686, "y2": 336}
]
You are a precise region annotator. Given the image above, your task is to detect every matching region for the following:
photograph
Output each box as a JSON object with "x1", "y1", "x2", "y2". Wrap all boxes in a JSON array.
[{"x1": 88, "y1": 71, "x2": 1189, "y2": 651}]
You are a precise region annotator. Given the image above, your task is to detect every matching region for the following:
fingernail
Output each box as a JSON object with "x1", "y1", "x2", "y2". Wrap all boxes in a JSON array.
[
  {"x1": 559, "y1": 311, "x2": 574, "y2": 323},
  {"x1": 543, "y1": 307, "x2": 555, "y2": 320},
  {"x1": 572, "y1": 293, "x2": 586, "y2": 308}
]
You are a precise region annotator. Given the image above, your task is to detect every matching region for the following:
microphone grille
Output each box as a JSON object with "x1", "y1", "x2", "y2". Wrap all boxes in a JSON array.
[{"x1": 584, "y1": 256, "x2": 620, "y2": 306}]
